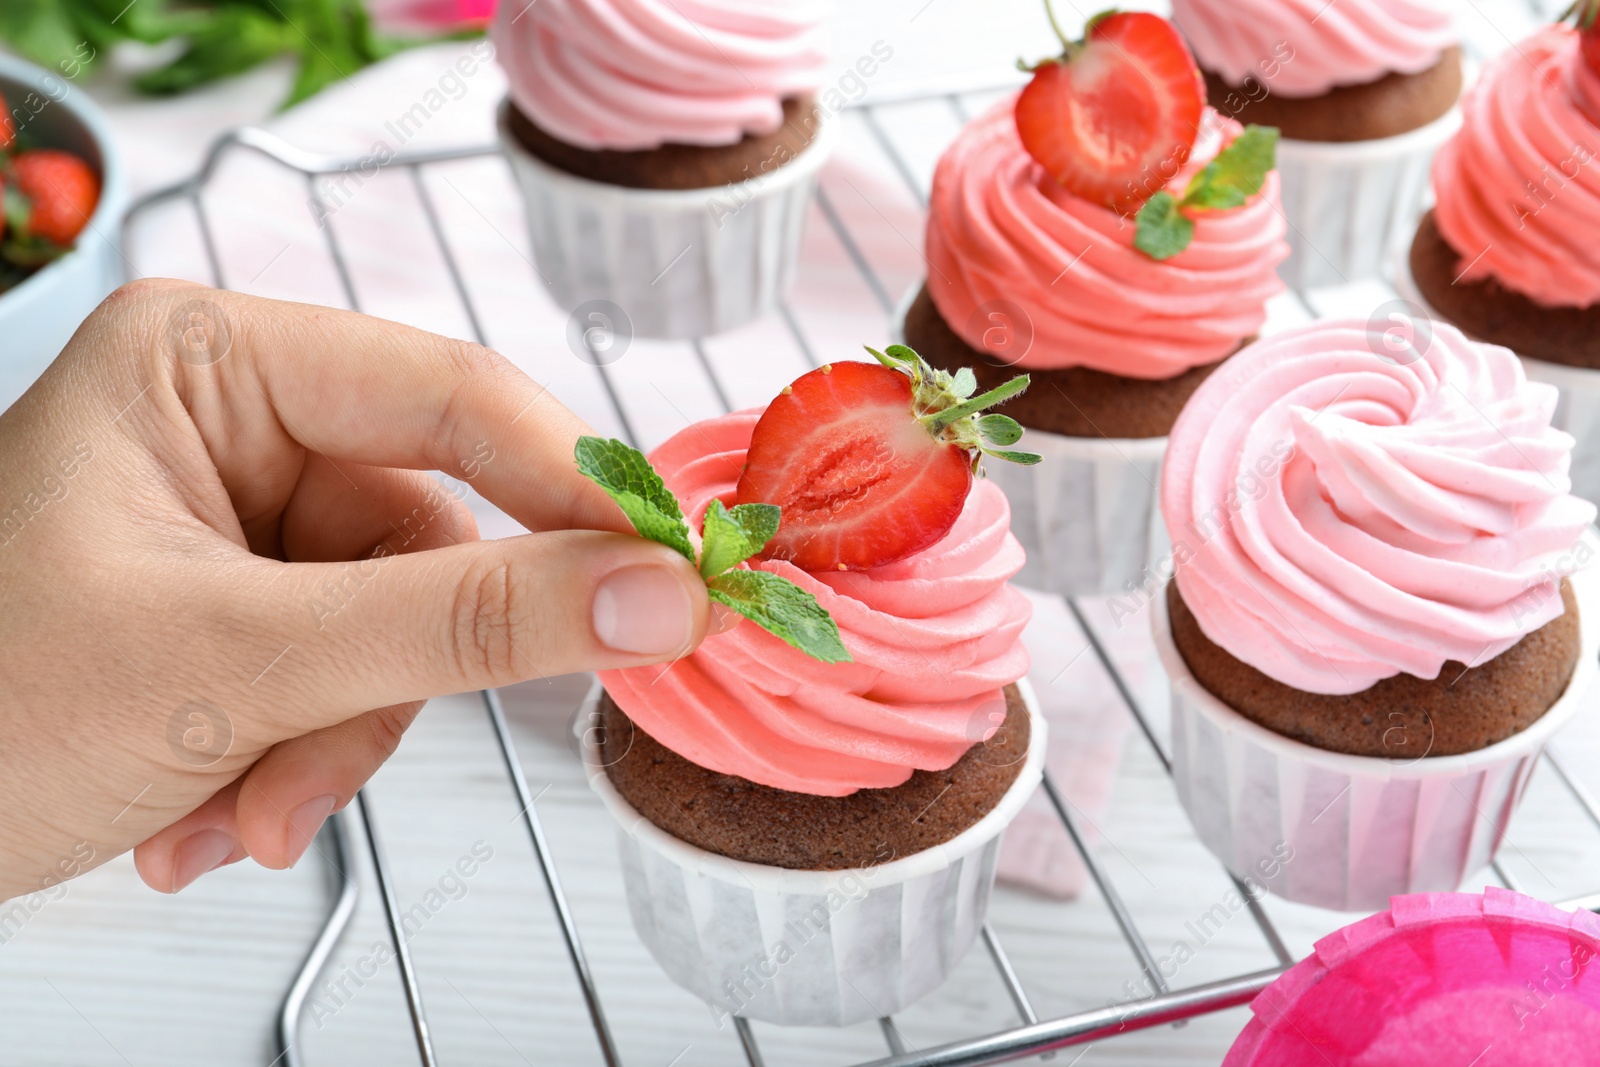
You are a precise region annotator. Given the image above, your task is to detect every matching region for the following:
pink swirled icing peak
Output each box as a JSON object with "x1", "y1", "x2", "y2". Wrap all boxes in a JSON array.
[
  {"x1": 1162, "y1": 320, "x2": 1596, "y2": 696},
  {"x1": 1170, "y1": 0, "x2": 1456, "y2": 98},
  {"x1": 924, "y1": 99, "x2": 1287, "y2": 378},
  {"x1": 598, "y1": 409, "x2": 1032, "y2": 797},
  {"x1": 1433, "y1": 25, "x2": 1600, "y2": 309},
  {"x1": 492, "y1": 0, "x2": 830, "y2": 151}
]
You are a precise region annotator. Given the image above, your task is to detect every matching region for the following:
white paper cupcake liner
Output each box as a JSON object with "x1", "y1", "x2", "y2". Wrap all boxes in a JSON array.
[
  {"x1": 984, "y1": 429, "x2": 1171, "y2": 597},
  {"x1": 892, "y1": 285, "x2": 1171, "y2": 597},
  {"x1": 578, "y1": 679, "x2": 1047, "y2": 1027},
  {"x1": 1276, "y1": 106, "x2": 1460, "y2": 291},
  {"x1": 1520, "y1": 358, "x2": 1600, "y2": 508},
  {"x1": 498, "y1": 99, "x2": 837, "y2": 340},
  {"x1": 1153, "y1": 566, "x2": 1600, "y2": 913},
  {"x1": 1395, "y1": 253, "x2": 1600, "y2": 508}
]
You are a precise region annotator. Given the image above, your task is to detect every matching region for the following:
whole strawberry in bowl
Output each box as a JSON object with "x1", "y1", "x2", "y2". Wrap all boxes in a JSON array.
[{"x1": 0, "y1": 53, "x2": 126, "y2": 411}]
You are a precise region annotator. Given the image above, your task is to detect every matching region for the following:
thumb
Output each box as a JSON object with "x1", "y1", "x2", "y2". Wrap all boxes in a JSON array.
[{"x1": 239, "y1": 530, "x2": 708, "y2": 729}]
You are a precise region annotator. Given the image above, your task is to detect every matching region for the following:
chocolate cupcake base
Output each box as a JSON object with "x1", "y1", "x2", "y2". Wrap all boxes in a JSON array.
[
  {"x1": 1409, "y1": 209, "x2": 1600, "y2": 370},
  {"x1": 507, "y1": 95, "x2": 823, "y2": 191},
  {"x1": 903, "y1": 283, "x2": 1228, "y2": 439},
  {"x1": 1203, "y1": 47, "x2": 1463, "y2": 144},
  {"x1": 1167, "y1": 580, "x2": 1580, "y2": 758},
  {"x1": 598, "y1": 683, "x2": 1029, "y2": 870}
]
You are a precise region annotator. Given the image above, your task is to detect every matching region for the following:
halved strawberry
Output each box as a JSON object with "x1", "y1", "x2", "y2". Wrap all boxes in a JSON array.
[
  {"x1": 0, "y1": 93, "x2": 14, "y2": 152},
  {"x1": 11, "y1": 150, "x2": 101, "y2": 246},
  {"x1": 1015, "y1": 9, "x2": 1205, "y2": 215},
  {"x1": 736, "y1": 347, "x2": 1038, "y2": 572}
]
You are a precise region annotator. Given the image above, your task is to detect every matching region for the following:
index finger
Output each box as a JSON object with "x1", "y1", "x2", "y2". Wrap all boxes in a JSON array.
[{"x1": 101, "y1": 280, "x2": 628, "y2": 536}]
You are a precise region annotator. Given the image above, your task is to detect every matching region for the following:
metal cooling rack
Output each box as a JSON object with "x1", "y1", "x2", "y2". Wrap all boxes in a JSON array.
[{"x1": 118, "y1": 25, "x2": 1600, "y2": 1063}]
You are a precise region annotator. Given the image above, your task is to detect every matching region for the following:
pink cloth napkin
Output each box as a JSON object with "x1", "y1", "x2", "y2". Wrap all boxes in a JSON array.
[{"x1": 121, "y1": 42, "x2": 1133, "y2": 897}]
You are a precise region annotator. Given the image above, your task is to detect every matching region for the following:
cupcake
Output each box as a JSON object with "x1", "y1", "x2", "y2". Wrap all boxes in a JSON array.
[
  {"x1": 1171, "y1": 0, "x2": 1463, "y2": 288},
  {"x1": 1226, "y1": 889, "x2": 1600, "y2": 1064},
  {"x1": 902, "y1": 11, "x2": 1288, "y2": 596},
  {"x1": 1155, "y1": 319, "x2": 1598, "y2": 911},
  {"x1": 492, "y1": 0, "x2": 837, "y2": 339},
  {"x1": 1406, "y1": 14, "x2": 1600, "y2": 502},
  {"x1": 576, "y1": 348, "x2": 1046, "y2": 1025}
]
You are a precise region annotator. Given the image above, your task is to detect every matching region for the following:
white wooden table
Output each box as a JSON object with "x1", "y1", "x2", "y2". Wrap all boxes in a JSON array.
[{"x1": 3, "y1": 2, "x2": 1592, "y2": 1064}]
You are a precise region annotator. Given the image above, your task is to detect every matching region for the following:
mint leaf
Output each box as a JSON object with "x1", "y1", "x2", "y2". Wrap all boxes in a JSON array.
[
  {"x1": 1184, "y1": 125, "x2": 1279, "y2": 210},
  {"x1": 575, "y1": 437, "x2": 848, "y2": 663},
  {"x1": 134, "y1": 8, "x2": 295, "y2": 96},
  {"x1": 575, "y1": 436, "x2": 694, "y2": 563},
  {"x1": 707, "y1": 570, "x2": 852, "y2": 664},
  {"x1": 699, "y1": 500, "x2": 780, "y2": 579},
  {"x1": 1133, "y1": 125, "x2": 1278, "y2": 260},
  {"x1": 1134, "y1": 192, "x2": 1195, "y2": 261},
  {"x1": 0, "y1": 1, "x2": 81, "y2": 70}
]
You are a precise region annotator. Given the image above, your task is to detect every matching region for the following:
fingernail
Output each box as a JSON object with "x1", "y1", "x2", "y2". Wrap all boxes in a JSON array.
[
  {"x1": 285, "y1": 795, "x2": 336, "y2": 868},
  {"x1": 593, "y1": 565, "x2": 695, "y2": 655},
  {"x1": 170, "y1": 829, "x2": 236, "y2": 893}
]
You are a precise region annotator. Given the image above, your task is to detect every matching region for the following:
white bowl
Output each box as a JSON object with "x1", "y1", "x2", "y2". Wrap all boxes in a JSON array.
[{"x1": 0, "y1": 53, "x2": 128, "y2": 411}]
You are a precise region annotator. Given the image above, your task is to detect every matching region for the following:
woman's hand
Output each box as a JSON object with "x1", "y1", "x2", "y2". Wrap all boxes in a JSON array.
[{"x1": 0, "y1": 279, "x2": 710, "y2": 900}]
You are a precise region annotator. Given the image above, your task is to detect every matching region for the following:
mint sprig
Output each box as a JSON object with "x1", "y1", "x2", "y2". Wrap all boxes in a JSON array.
[
  {"x1": 1133, "y1": 125, "x2": 1280, "y2": 262},
  {"x1": 575, "y1": 437, "x2": 695, "y2": 563},
  {"x1": 576, "y1": 437, "x2": 851, "y2": 665},
  {"x1": 0, "y1": 0, "x2": 481, "y2": 111}
]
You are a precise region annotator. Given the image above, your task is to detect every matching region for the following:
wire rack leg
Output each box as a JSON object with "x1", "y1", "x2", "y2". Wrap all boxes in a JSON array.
[
  {"x1": 482, "y1": 688, "x2": 622, "y2": 1067},
  {"x1": 356, "y1": 791, "x2": 439, "y2": 1065},
  {"x1": 275, "y1": 811, "x2": 361, "y2": 1067}
]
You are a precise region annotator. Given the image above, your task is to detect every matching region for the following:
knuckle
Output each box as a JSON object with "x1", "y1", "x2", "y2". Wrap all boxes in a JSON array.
[
  {"x1": 432, "y1": 339, "x2": 518, "y2": 466},
  {"x1": 448, "y1": 557, "x2": 528, "y2": 683},
  {"x1": 361, "y1": 705, "x2": 414, "y2": 762}
]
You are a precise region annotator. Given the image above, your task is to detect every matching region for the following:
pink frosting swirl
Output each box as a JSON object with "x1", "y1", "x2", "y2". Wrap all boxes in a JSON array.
[
  {"x1": 1433, "y1": 26, "x2": 1600, "y2": 309},
  {"x1": 1170, "y1": 0, "x2": 1456, "y2": 98},
  {"x1": 598, "y1": 410, "x2": 1032, "y2": 796},
  {"x1": 491, "y1": 0, "x2": 829, "y2": 151},
  {"x1": 1163, "y1": 320, "x2": 1596, "y2": 696},
  {"x1": 924, "y1": 99, "x2": 1288, "y2": 378}
]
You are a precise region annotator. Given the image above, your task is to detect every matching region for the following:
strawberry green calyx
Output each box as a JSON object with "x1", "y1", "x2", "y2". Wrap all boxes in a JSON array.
[
  {"x1": 1134, "y1": 124, "x2": 1280, "y2": 261},
  {"x1": 1018, "y1": 4, "x2": 1118, "y2": 71},
  {"x1": 1565, "y1": 0, "x2": 1598, "y2": 28},
  {"x1": 863, "y1": 344, "x2": 1042, "y2": 471},
  {"x1": 575, "y1": 437, "x2": 851, "y2": 664}
]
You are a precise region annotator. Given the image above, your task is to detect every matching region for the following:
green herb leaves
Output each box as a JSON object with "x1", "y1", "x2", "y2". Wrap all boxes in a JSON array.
[
  {"x1": 703, "y1": 571, "x2": 848, "y2": 665},
  {"x1": 576, "y1": 437, "x2": 850, "y2": 665},
  {"x1": 575, "y1": 436, "x2": 695, "y2": 563},
  {"x1": 1134, "y1": 125, "x2": 1280, "y2": 262},
  {"x1": 699, "y1": 500, "x2": 780, "y2": 580},
  {"x1": 0, "y1": 0, "x2": 478, "y2": 110}
]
